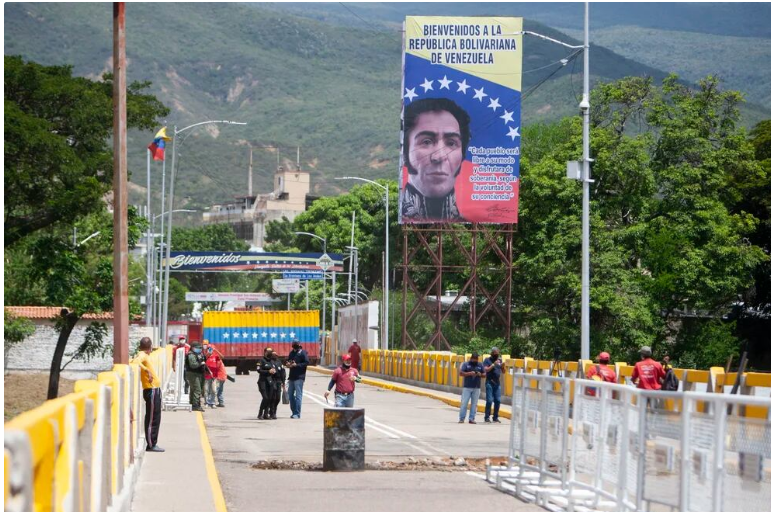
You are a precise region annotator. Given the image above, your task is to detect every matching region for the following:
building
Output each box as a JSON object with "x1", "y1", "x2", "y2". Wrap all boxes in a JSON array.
[{"x1": 203, "y1": 165, "x2": 311, "y2": 250}]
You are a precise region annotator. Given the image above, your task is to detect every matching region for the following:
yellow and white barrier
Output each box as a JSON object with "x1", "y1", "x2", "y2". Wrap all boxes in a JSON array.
[{"x1": 4, "y1": 345, "x2": 173, "y2": 512}]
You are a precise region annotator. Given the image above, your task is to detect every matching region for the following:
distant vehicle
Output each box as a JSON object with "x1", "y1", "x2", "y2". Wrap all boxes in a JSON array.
[{"x1": 202, "y1": 310, "x2": 320, "y2": 374}]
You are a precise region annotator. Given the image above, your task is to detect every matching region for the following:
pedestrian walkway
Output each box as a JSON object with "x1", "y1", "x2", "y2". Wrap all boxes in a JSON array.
[{"x1": 131, "y1": 409, "x2": 225, "y2": 512}]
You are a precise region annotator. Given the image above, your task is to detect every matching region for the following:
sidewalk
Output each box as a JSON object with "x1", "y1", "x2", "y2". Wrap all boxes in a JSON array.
[
  {"x1": 131, "y1": 409, "x2": 223, "y2": 512},
  {"x1": 309, "y1": 366, "x2": 513, "y2": 419}
]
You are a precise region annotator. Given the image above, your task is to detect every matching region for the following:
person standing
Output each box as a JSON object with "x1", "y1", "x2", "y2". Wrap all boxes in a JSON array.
[
  {"x1": 257, "y1": 347, "x2": 276, "y2": 420},
  {"x1": 132, "y1": 337, "x2": 164, "y2": 452},
  {"x1": 203, "y1": 345, "x2": 220, "y2": 409},
  {"x1": 267, "y1": 351, "x2": 285, "y2": 420},
  {"x1": 585, "y1": 351, "x2": 618, "y2": 397},
  {"x1": 215, "y1": 357, "x2": 227, "y2": 407},
  {"x1": 483, "y1": 347, "x2": 505, "y2": 423},
  {"x1": 185, "y1": 342, "x2": 206, "y2": 412},
  {"x1": 285, "y1": 341, "x2": 309, "y2": 418},
  {"x1": 459, "y1": 353, "x2": 484, "y2": 424},
  {"x1": 348, "y1": 339, "x2": 362, "y2": 371},
  {"x1": 632, "y1": 346, "x2": 665, "y2": 390},
  {"x1": 324, "y1": 354, "x2": 360, "y2": 407}
]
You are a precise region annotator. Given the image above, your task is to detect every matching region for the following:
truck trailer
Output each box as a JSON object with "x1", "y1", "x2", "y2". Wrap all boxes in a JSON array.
[{"x1": 202, "y1": 310, "x2": 320, "y2": 374}]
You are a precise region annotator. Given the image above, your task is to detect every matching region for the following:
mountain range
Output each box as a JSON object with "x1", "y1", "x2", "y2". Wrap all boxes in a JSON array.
[{"x1": 5, "y1": 2, "x2": 769, "y2": 212}]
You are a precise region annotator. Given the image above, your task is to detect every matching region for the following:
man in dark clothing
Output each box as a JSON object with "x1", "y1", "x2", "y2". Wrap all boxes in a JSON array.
[
  {"x1": 285, "y1": 341, "x2": 309, "y2": 418},
  {"x1": 267, "y1": 352, "x2": 285, "y2": 419},
  {"x1": 459, "y1": 353, "x2": 485, "y2": 424},
  {"x1": 483, "y1": 347, "x2": 505, "y2": 423},
  {"x1": 185, "y1": 342, "x2": 206, "y2": 412},
  {"x1": 257, "y1": 347, "x2": 276, "y2": 420}
]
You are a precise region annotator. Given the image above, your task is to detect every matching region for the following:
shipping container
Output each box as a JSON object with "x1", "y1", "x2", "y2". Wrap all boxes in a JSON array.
[{"x1": 202, "y1": 310, "x2": 320, "y2": 374}]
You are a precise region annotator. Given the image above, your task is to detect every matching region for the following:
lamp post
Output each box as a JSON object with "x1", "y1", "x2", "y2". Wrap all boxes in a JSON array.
[
  {"x1": 161, "y1": 120, "x2": 246, "y2": 346},
  {"x1": 150, "y1": 209, "x2": 195, "y2": 333},
  {"x1": 335, "y1": 177, "x2": 390, "y2": 350},
  {"x1": 294, "y1": 231, "x2": 328, "y2": 346}
]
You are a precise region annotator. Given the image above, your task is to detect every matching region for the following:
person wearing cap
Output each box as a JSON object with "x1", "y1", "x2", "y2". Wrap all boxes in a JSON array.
[
  {"x1": 285, "y1": 341, "x2": 309, "y2": 418},
  {"x1": 632, "y1": 346, "x2": 665, "y2": 390},
  {"x1": 324, "y1": 354, "x2": 361, "y2": 407},
  {"x1": 482, "y1": 347, "x2": 505, "y2": 423},
  {"x1": 348, "y1": 339, "x2": 362, "y2": 371},
  {"x1": 185, "y1": 342, "x2": 207, "y2": 412},
  {"x1": 132, "y1": 337, "x2": 164, "y2": 452},
  {"x1": 257, "y1": 347, "x2": 276, "y2": 419},
  {"x1": 585, "y1": 352, "x2": 618, "y2": 396}
]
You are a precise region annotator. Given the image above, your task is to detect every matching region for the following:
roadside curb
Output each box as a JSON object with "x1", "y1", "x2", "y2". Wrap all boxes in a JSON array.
[{"x1": 308, "y1": 366, "x2": 511, "y2": 420}]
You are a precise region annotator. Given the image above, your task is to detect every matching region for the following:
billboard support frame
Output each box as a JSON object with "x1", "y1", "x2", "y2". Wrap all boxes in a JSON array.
[{"x1": 400, "y1": 223, "x2": 515, "y2": 351}]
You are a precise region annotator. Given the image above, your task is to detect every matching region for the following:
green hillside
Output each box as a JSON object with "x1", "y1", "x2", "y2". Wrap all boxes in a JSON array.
[{"x1": 4, "y1": 2, "x2": 766, "y2": 212}]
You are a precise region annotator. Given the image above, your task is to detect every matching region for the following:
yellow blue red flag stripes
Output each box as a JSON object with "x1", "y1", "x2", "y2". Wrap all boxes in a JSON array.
[{"x1": 148, "y1": 126, "x2": 171, "y2": 161}]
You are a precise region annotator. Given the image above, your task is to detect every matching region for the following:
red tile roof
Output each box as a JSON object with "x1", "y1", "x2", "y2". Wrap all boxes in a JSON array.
[{"x1": 5, "y1": 306, "x2": 115, "y2": 321}]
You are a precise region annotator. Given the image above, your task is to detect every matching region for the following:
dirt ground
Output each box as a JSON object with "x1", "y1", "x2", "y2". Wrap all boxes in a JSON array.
[{"x1": 4, "y1": 373, "x2": 76, "y2": 422}]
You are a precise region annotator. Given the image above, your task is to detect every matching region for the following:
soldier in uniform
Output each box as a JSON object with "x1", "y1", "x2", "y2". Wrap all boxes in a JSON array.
[{"x1": 185, "y1": 342, "x2": 206, "y2": 412}]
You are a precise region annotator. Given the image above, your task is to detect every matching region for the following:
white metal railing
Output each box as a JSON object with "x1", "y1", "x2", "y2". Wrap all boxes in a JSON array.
[{"x1": 487, "y1": 374, "x2": 771, "y2": 512}]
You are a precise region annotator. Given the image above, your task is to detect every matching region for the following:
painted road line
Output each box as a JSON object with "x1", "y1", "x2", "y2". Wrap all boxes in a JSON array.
[
  {"x1": 365, "y1": 417, "x2": 417, "y2": 439},
  {"x1": 302, "y1": 391, "x2": 401, "y2": 439},
  {"x1": 197, "y1": 411, "x2": 228, "y2": 512}
]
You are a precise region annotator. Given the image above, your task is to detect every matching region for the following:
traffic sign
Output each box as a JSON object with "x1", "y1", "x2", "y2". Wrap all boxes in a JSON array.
[
  {"x1": 283, "y1": 271, "x2": 324, "y2": 280},
  {"x1": 316, "y1": 253, "x2": 334, "y2": 271}
]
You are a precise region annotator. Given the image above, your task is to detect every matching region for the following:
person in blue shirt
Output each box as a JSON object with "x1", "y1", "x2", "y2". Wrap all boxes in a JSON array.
[
  {"x1": 483, "y1": 347, "x2": 505, "y2": 423},
  {"x1": 459, "y1": 352, "x2": 485, "y2": 424},
  {"x1": 284, "y1": 341, "x2": 309, "y2": 419}
]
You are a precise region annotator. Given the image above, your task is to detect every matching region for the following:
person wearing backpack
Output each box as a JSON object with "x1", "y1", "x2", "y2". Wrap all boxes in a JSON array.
[
  {"x1": 661, "y1": 355, "x2": 679, "y2": 391},
  {"x1": 585, "y1": 352, "x2": 617, "y2": 396},
  {"x1": 185, "y1": 342, "x2": 206, "y2": 412}
]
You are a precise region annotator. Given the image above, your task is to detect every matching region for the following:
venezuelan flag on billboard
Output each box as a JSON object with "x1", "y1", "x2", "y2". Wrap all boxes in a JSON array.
[{"x1": 399, "y1": 17, "x2": 523, "y2": 224}]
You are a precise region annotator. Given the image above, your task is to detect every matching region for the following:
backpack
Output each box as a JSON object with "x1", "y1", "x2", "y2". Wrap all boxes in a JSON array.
[{"x1": 662, "y1": 368, "x2": 679, "y2": 391}]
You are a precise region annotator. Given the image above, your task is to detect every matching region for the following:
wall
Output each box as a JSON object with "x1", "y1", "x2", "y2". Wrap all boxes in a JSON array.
[
  {"x1": 4, "y1": 319, "x2": 153, "y2": 376},
  {"x1": 337, "y1": 301, "x2": 380, "y2": 352}
]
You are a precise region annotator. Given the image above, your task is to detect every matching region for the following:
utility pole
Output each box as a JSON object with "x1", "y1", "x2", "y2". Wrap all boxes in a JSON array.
[
  {"x1": 248, "y1": 144, "x2": 253, "y2": 197},
  {"x1": 112, "y1": 1, "x2": 129, "y2": 364},
  {"x1": 580, "y1": 1, "x2": 592, "y2": 361},
  {"x1": 145, "y1": 149, "x2": 153, "y2": 328}
]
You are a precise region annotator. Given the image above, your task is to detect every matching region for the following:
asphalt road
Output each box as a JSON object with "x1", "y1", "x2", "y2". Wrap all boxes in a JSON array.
[{"x1": 204, "y1": 370, "x2": 542, "y2": 512}]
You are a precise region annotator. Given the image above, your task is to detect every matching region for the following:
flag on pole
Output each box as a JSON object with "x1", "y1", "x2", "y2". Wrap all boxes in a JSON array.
[{"x1": 148, "y1": 127, "x2": 172, "y2": 161}]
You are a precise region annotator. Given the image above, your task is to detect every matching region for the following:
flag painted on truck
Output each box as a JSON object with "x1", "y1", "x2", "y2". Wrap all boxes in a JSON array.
[
  {"x1": 399, "y1": 16, "x2": 523, "y2": 224},
  {"x1": 202, "y1": 310, "x2": 320, "y2": 359}
]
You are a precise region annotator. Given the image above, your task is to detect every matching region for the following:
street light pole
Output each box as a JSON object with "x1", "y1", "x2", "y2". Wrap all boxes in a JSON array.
[
  {"x1": 580, "y1": 1, "x2": 592, "y2": 361},
  {"x1": 335, "y1": 177, "x2": 389, "y2": 350},
  {"x1": 160, "y1": 120, "x2": 246, "y2": 346}
]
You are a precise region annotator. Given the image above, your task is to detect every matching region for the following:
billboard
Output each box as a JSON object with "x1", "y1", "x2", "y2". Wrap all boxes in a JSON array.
[
  {"x1": 272, "y1": 279, "x2": 300, "y2": 293},
  {"x1": 399, "y1": 16, "x2": 523, "y2": 224},
  {"x1": 185, "y1": 292, "x2": 273, "y2": 302},
  {"x1": 161, "y1": 252, "x2": 344, "y2": 272}
]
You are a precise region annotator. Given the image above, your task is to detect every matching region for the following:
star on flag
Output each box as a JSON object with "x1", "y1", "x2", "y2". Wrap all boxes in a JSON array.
[
  {"x1": 289, "y1": 332, "x2": 296, "y2": 338},
  {"x1": 488, "y1": 98, "x2": 501, "y2": 112},
  {"x1": 473, "y1": 87, "x2": 487, "y2": 101},
  {"x1": 404, "y1": 87, "x2": 418, "y2": 101},
  {"x1": 233, "y1": 332, "x2": 240, "y2": 338},
  {"x1": 438, "y1": 75, "x2": 452, "y2": 89},
  {"x1": 223, "y1": 332, "x2": 229, "y2": 338},
  {"x1": 506, "y1": 126, "x2": 521, "y2": 140},
  {"x1": 500, "y1": 110, "x2": 514, "y2": 124},
  {"x1": 420, "y1": 78, "x2": 434, "y2": 92},
  {"x1": 270, "y1": 332, "x2": 278, "y2": 338},
  {"x1": 456, "y1": 79, "x2": 470, "y2": 94}
]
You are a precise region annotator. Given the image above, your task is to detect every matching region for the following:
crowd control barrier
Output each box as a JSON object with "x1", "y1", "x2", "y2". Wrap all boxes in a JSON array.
[
  {"x1": 4, "y1": 345, "x2": 173, "y2": 512},
  {"x1": 162, "y1": 348, "x2": 191, "y2": 412},
  {"x1": 486, "y1": 374, "x2": 771, "y2": 512}
]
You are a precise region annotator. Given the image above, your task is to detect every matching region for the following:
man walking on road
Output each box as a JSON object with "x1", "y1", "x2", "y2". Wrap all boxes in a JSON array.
[
  {"x1": 459, "y1": 352, "x2": 485, "y2": 424},
  {"x1": 325, "y1": 354, "x2": 361, "y2": 407},
  {"x1": 132, "y1": 337, "x2": 164, "y2": 452},
  {"x1": 348, "y1": 339, "x2": 362, "y2": 371},
  {"x1": 483, "y1": 347, "x2": 505, "y2": 423},
  {"x1": 185, "y1": 342, "x2": 206, "y2": 412},
  {"x1": 285, "y1": 341, "x2": 309, "y2": 418}
]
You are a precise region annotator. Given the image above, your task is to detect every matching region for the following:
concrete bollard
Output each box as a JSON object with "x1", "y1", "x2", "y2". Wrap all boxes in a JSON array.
[{"x1": 323, "y1": 408, "x2": 365, "y2": 471}]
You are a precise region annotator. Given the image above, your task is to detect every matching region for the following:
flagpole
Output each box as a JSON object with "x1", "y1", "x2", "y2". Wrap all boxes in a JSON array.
[
  {"x1": 158, "y1": 151, "x2": 167, "y2": 338},
  {"x1": 146, "y1": 149, "x2": 153, "y2": 332}
]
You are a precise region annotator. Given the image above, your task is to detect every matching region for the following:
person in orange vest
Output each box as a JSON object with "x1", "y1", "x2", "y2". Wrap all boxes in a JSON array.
[
  {"x1": 132, "y1": 337, "x2": 164, "y2": 452},
  {"x1": 215, "y1": 357, "x2": 227, "y2": 407},
  {"x1": 348, "y1": 339, "x2": 362, "y2": 371},
  {"x1": 632, "y1": 346, "x2": 665, "y2": 390},
  {"x1": 585, "y1": 352, "x2": 617, "y2": 396},
  {"x1": 203, "y1": 344, "x2": 220, "y2": 409}
]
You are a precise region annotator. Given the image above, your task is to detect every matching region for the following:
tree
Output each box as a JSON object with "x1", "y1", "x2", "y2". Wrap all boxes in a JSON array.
[
  {"x1": 4, "y1": 56, "x2": 169, "y2": 246},
  {"x1": 4, "y1": 311, "x2": 35, "y2": 371}
]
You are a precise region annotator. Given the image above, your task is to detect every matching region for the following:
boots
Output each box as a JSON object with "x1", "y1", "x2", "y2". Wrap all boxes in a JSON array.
[{"x1": 258, "y1": 409, "x2": 265, "y2": 420}]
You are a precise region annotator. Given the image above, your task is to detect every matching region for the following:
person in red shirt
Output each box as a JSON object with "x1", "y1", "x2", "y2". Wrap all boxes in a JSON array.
[
  {"x1": 324, "y1": 354, "x2": 361, "y2": 407},
  {"x1": 348, "y1": 339, "x2": 362, "y2": 371},
  {"x1": 632, "y1": 346, "x2": 666, "y2": 390},
  {"x1": 203, "y1": 345, "x2": 220, "y2": 408},
  {"x1": 585, "y1": 351, "x2": 618, "y2": 397}
]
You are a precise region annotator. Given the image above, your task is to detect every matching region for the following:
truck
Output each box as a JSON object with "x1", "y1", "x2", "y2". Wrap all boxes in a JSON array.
[{"x1": 202, "y1": 310, "x2": 320, "y2": 374}]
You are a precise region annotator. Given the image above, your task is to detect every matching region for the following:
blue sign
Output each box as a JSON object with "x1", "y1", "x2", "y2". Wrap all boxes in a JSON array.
[{"x1": 283, "y1": 271, "x2": 324, "y2": 280}]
